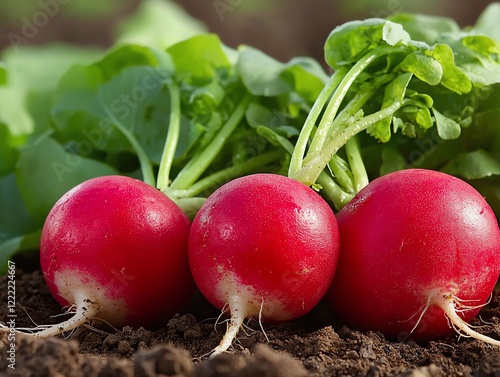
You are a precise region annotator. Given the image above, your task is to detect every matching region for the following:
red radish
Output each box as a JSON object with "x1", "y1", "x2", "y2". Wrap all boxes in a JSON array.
[
  {"x1": 188, "y1": 173, "x2": 340, "y2": 356},
  {"x1": 327, "y1": 169, "x2": 500, "y2": 344},
  {"x1": 31, "y1": 175, "x2": 193, "y2": 337}
]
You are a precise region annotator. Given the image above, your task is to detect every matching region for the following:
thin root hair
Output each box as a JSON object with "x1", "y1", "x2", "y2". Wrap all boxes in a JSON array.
[
  {"x1": 213, "y1": 303, "x2": 230, "y2": 333},
  {"x1": 409, "y1": 295, "x2": 433, "y2": 334},
  {"x1": 258, "y1": 298, "x2": 270, "y2": 343}
]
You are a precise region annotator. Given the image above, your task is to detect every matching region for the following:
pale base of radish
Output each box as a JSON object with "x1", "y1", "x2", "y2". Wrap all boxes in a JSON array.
[
  {"x1": 415, "y1": 289, "x2": 500, "y2": 346},
  {"x1": 210, "y1": 294, "x2": 248, "y2": 358},
  {"x1": 0, "y1": 289, "x2": 101, "y2": 338},
  {"x1": 4, "y1": 270, "x2": 128, "y2": 338},
  {"x1": 50, "y1": 270, "x2": 127, "y2": 324},
  {"x1": 208, "y1": 272, "x2": 290, "y2": 358},
  {"x1": 28, "y1": 289, "x2": 101, "y2": 338}
]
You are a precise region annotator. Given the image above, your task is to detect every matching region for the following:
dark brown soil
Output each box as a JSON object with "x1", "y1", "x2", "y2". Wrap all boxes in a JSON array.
[{"x1": 1, "y1": 264, "x2": 500, "y2": 377}]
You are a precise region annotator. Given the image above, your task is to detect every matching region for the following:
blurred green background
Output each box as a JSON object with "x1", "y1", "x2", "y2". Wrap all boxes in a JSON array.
[{"x1": 0, "y1": 0, "x2": 496, "y2": 63}]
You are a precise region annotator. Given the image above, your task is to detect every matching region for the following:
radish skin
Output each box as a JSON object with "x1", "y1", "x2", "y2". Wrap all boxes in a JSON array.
[
  {"x1": 327, "y1": 169, "x2": 500, "y2": 344},
  {"x1": 189, "y1": 174, "x2": 340, "y2": 356},
  {"x1": 24, "y1": 175, "x2": 194, "y2": 337}
]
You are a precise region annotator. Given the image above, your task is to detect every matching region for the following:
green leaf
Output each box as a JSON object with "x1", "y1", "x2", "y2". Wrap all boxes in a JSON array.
[
  {"x1": 445, "y1": 35, "x2": 500, "y2": 86},
  {"x1": 392, "y1": 116, "x2": 417, "y2": 138},
  {"x1": 95, "y1": 44, "x2": 168, "y2": 82},
  {"x1": 462, "y1": 35, "x2": 498, "y2": 57},
  {"x1": 97, "y1": 66, "x2": 171, "y2": 163},
  {"x1": 245, "y1": 102, "x2": 286, "y2": 128},
  {"x1": 0, "y1": 83, "x2": 34, "y2": 137},
  {"x1": 397, "y1": 51, "x2": 442, "y2": 86},
  {"x1": 1, "y1": 44, "x2": 101, "y2": 92},
  {"x1": 0, "y1": 124, "x2": 24, "y2": 176},
  {"x1": 467, "y1": 107, "x2": 500, "y2": 155},
  {"x1": 237, "y1": 47, "x2": 291, "y2": 96},
  {"x1": 380, "y1": 147, "x2": 408, "y2": 175},
  {"x1": 51, "y1": 64, "x2": 106, "y2": 139},
  {"x1": 0, "y1": 230, "x2": 41, "y2": 274},
  {"x1": 189, "y1": 80, "x2": 225, "y2": 115},
  {"x1": 116, "y1": 0, "x2": 206, "y2": 49},
  {"x1": 0, "y1": 45, "x2": 101, "y2": 138},
  {"x1": 167, "y1": 34, "x2": 231, "y2": 84},
  {"x1": 412, "y1": 106, "x2": 433, "y2": 130},
  {"x1": 280, "y1": 57, "x2": 328, "y2": 102},
  {"x1": 324, "y1": 19, "x2": 411, "y2": 69},
  {"x1": 397, "y1": 51, "x2": 443, "y2": 85},
  {"x1": 441, "y1": 149, "x2": 500, "y2": 179},
  {"x1": 407, "y1": 91, "x2": 434, "y2": 107},
  {"x1": 246, "y1": 103, "x2": 277, "y2": 128},
  {"x1": 388, "y1": 13, "x2": 460, "y2": 45},
  {"x1": 426, "y1": 44, "x2": 472, "y2": 94},
  {"x1": 473, "y1": 3, "x2": 500, "y2": 43},
  {"x1": 0, "y1": 63, "x2": 7, "y2": 86},
  {"x1": 16, "y1": 137, "x2": 118, "y2": 224},
  {"x1": 0, "y1": 173, "x2": 38, "y2": 239},
  {"x1": 256, "y1": 126, "x2": 294, "y2": 154},
  {"x1": 432, "y1": 108, "x2": 461, "y2": 140},
  {"x1": 53, "y1": 64, "x2": 171, "y2": 163}
]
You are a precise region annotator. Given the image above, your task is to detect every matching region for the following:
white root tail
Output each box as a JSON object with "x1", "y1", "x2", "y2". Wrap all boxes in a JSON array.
[
  {"x1": 3, "y1": 290, "x2": 101, "y2": 339},
  {"x1": 432, "y1": 292, "x2": 500, "y2": 346},
  {"x1": 210, "y1": 295, "x2": 247, "y2": 358}
]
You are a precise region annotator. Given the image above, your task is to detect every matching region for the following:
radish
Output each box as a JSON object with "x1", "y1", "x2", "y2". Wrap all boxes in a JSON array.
[
  {"x1": 327, "y1": 169, "x2": 500, "y2": 344},
  {"x1": 30, "y1": 175, "x2": 193, "y2": 337},
  {"x1": 188, "y1": 173, "x2": 340, "y2": 356}
]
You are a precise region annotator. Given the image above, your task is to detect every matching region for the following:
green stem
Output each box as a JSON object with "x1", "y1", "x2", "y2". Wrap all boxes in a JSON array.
[
  {"x1": 305, "y1": 88, "x2": 377, "y2": 193},
  {"x1": 316, "y1": 172, "x2": 354, "y2": 210},
  {"x1": 294, "y1": 100, "x2": 406, "y2": 186},
  {"x1": 171, "y1": 197, "x2": 207, "y2": 221},
  {"x1": 328, "y1": 154, "x2": 355, "y2": 194},
  {"x1": 323, "y1": 84, "x2": 381, "y2": 145},
  {"x1": 169, "y1": 95, "x2": 251, "y2": 191},
  {"x1": 157, "y1": 80, "x2": 181, "y2": 192},
  {"x1": 166, "y1": 150, "x2": 283, "y2": 199},
  {"x1": 101, "y1": 103, "x2": 156, "y2": 187},
  {"x1": 345, "y1": 137, "x2": 369, "y2": 193},
  {"x1": 288, "y1": 67, "x2": 347, "y2": 178},
  {"x1": 302, "y1": 87, "x2": 378, "y2": 168},
  {"x1": 307, "y1": 51, "x2": 383, "y2": 156},
  {"x1": 325, "y1": 91, "x2": 377, "y2": 193}
]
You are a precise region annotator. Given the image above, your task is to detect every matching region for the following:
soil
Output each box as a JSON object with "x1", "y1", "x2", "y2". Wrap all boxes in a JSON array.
[{"x1": 1, "y1": 262, "x2": 500, "y2": 377}]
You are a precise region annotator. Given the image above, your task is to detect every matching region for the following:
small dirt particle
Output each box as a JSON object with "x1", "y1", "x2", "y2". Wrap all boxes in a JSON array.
[
  {"x1": 134, "y1": 344, "x2": 193, "y2": 377},
  {"x1": 196, "y1": 353, "x2": 247, "y2": 377},
  {"x1": 399, "y1": 364, "x2": 444, "y2": 377},
  {"x1": 345, "y1": 350, "x2": 359, "y2": 359},
  {"x1": 117, "y1": 340, "x2": 133, "y2": 356}
]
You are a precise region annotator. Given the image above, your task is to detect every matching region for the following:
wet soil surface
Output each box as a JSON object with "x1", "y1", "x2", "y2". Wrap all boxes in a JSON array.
[{"x1": 1, "y1": 267, "x2": 500, "y2": 376}]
